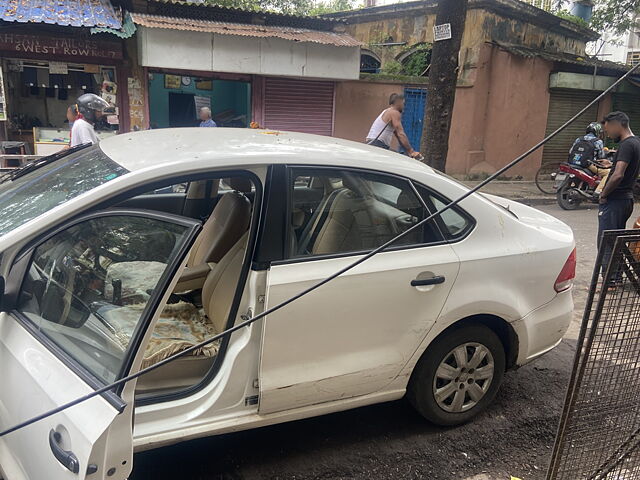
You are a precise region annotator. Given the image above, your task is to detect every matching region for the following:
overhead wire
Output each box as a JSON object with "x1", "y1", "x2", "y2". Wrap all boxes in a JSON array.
[{"x1": 1, "y1": 61, "x2": 639, "y2": 438}]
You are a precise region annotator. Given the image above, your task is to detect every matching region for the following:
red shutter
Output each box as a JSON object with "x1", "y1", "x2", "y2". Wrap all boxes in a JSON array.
[{"x1": 263, "y1": 77, "x2": 335, "y2": 136}]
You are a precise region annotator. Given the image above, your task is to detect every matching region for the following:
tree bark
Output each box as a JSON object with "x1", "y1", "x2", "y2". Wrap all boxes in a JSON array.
[{"x1": 419, "y1": 0, "x2": 468, "y2": 172}]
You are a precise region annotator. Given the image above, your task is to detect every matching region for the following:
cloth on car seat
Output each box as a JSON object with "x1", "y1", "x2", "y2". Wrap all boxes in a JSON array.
[
  {"x1": 102, "y1": 232, "x2": 249, "y2": 369},
  {"x1": 104, "y1": 301, "x2": 220, "y2": 369}
]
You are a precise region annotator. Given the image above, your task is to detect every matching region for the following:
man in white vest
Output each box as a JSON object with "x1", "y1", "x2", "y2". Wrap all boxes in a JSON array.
[{"x1": 366, "y1": 93, "x2": 421, "y2": 158}]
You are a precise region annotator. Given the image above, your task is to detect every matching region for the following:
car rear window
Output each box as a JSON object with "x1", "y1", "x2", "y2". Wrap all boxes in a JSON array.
[{"x1": 0, "y1": 146, "x2": 128, "y2": 237}]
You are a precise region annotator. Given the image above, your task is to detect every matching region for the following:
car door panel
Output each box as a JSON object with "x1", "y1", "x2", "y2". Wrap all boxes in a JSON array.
[
  {"x1": 0, "y1": 312, "x2": 125, "y2": 480},
  {"x1": 0, "y1": 210, "x2": 201, "y2": 480},
  {"x1": 259, "y1": 245, "x2": 459, "y2": 414}
]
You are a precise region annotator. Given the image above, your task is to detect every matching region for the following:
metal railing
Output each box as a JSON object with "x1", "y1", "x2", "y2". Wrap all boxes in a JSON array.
[{"x1": 548, "y1": 229, "x2": 640, "y2": 480}]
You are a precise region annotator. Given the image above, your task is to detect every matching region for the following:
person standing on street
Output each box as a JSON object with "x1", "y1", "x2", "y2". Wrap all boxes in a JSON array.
[
  {"x1": 598, "y1": 111, "x2": 640, "y2": 283},
  {"x1": 66, "y1": 105, "x2": 78, "y2": 147},
  {"x1": 366, "y1": 93, "x2": 421, "y2": 159},
  {"x1": 70, "y1": 93, "x2": 109, "y2": 147},
  {"x1": 199, "y1": 107, "x2": 217, "y2": 128}
]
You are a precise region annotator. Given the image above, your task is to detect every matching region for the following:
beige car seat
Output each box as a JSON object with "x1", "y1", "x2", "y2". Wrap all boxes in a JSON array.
[
  {"x1": 123, "y1": 232, "x2": 250, "y2": 393},
  {"x1": 176, "y1": 177, "x2": 251, "y2": 291},
  {"x1": 300, "y1": 176, "x2": 396, "y2": 256}
]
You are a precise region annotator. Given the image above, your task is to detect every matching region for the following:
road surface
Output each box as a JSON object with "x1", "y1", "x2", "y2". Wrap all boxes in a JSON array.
[{"x1": 130, "y1": 203, "x2": 640, "y2": 480}]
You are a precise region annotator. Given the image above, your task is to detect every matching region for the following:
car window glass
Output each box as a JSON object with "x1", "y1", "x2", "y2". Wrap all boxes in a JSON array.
[
  {"x1": 0, "y1": 146, "x2": 128, "y2": 237},
  {"x1": 17, "y1": 215, "x2": 191, "y2": 384},
  {"x1": 421, "y1": 190, "x2": 472, "y2": 238},
  {"x1": 288, "y1": 169, "x2": 442, "y2": 258}
]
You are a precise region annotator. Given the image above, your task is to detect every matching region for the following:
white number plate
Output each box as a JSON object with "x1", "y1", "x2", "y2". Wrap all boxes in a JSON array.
[{"x1": 554, "y1": 173, "x2": 568, "y2": 188}]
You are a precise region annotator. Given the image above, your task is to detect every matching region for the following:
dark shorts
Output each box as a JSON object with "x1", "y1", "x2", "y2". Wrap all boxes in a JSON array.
[{"x1": 367, "y1": 139, "x2": 390, "y2": 150}]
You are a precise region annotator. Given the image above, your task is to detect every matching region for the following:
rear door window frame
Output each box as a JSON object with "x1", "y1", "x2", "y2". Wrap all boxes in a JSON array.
[{"x1": 277, "y1": 165, "x2": 450, "y2": 265}]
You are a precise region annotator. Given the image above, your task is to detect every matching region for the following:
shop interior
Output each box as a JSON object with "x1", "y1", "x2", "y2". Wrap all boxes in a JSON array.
[
  {"x1": 3, "y1": 58, "x2": 119, "y2": 155},
  {"x1": 148, "y1": 72, "x2": 250, "y2": 129}
]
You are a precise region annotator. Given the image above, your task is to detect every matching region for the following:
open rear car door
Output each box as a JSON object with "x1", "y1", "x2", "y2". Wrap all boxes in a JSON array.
[{"x1": 0, "y1": 210, "x2": 200, "y2": 480}]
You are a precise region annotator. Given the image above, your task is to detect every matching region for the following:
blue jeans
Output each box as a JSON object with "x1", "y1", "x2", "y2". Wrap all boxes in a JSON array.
[{"x1": 598, "y1": 197, "x2": 634, "y2": 281}]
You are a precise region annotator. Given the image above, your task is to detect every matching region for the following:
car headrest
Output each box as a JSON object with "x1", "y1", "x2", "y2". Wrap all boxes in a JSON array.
[
  {"x1": 228, "y1": 177, "x2": 252, "y2": 193},
  {"x1": 342, "y1": 174, "x2": 370, "y2": 198},
  {"x1": 187, "y1": 179, "x2": 220, "y2": 199}
]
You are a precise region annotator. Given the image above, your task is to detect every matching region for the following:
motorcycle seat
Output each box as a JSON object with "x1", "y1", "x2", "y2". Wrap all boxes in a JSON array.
[{"x1": 561, "y1": 163, "x2": 593, "y2": 175}]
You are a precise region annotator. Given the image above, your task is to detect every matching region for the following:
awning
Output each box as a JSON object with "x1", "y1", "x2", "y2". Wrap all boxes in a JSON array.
[
  {"x1": 1, "y1": 0, "x2": 121, "y2": 29},
  {"x1": 494, "y1": 42, "x2": 628, "y2": 72},
  {"x1": 131, "y1": 12, "x2": 361, "y2": 47}
]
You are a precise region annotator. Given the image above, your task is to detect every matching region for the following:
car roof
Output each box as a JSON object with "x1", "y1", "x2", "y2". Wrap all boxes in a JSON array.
[{"x1": 99, "y1": 128, "x2": 434, "y2": 176}]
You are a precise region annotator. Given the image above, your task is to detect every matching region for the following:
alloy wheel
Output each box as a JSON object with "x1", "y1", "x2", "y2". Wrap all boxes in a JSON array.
[{"x1": 432, "y1": 342, "x2": 495, "y2": 413}]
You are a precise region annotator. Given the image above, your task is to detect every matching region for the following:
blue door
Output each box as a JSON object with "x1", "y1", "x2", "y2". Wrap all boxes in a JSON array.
[{"x1": 402, "y1": 88, "x2": 428, "y2": 152}]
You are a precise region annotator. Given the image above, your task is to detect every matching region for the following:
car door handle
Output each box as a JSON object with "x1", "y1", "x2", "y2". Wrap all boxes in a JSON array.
[
  {"x1": 49, "y1": 429, "x2": 80, "y2": 474},
  {"x1": 411, "y1": 275, "x2": 445, "y2": 287}
]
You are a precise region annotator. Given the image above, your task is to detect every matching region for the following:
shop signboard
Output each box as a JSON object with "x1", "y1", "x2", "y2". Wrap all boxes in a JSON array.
[{"x1": 0, "y1": 33, "x2": 122, "y2": 62}]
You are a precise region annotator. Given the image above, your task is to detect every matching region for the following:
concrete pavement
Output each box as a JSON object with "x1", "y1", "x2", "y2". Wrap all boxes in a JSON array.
[{"x1": 463, "y1": 181, "x2": 555, "y2": 206}]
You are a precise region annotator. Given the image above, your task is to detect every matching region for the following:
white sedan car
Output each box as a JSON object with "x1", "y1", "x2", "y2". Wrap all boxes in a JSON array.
[{"x1": 0, "y1": 129, "x2": 574, "y2": 480}]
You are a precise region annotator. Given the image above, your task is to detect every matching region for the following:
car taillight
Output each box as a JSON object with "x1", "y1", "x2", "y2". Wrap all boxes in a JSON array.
[{"x1": 555, "y1": 248, "x2": 576, "y2": 292}]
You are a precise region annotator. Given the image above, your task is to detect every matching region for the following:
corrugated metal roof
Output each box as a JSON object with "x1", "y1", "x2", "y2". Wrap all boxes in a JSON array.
[
  {"x1": 130, "y1": 12, "x2": 361, "y2": 47},
  {"x1": 0, "y1": 0, "x2": 121, "y2": 28},
  {"x1": 495, "y1": 42, "x2": 628, "y2": 72}
]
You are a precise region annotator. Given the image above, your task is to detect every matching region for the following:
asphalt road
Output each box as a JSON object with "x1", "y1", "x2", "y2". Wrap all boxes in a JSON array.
[{"x1": 130, "y1": 203, "x2": 640, "y2": 480}]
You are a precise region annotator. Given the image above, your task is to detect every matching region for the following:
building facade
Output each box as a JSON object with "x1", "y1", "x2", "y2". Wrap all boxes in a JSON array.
[
  {"x1": 329, "y1": 0, "x2": 638, "y2": 179},
  {"x1": 0, "y1": 0, "x2": 127, "y2": 153},
  {"x1": 0, "y1": 0, "x2": 362, "y2": 153}
]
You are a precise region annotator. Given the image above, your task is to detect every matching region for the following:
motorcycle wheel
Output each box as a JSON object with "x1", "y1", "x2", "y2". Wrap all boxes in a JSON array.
[{"x1": 557, "y1": 181, "x2": 583, "y2": 210}]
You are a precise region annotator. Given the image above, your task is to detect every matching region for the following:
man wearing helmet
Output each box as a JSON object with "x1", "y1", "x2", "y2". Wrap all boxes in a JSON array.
[
  {"x1": 70, "y1": 93, "x2": 109, "y2": 147},
  {"x1": 569, "y1": 122, "x2": 612, "y2": 195}
]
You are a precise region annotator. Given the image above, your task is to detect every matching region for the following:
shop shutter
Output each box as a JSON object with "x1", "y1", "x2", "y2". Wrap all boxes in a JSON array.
[
  {"x1": 613, "y1": 93, "x2": 640, "y2": 132},
  {"x1": 542, "y1": 90, "x2": 600, "y2": 166},
  {"x1": 263, "y1": 78, "x2": 335, "y2": 136}
]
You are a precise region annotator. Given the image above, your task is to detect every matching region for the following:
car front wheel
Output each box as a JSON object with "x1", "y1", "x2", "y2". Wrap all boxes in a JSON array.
[{"x1": 407, "y1": 324, "x2": 505, "y2": 426}]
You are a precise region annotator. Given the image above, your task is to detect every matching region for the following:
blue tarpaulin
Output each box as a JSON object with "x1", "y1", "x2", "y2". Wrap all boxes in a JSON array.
[{"x1": 1, "y1": 0, "x2": 121, "y2": 29}]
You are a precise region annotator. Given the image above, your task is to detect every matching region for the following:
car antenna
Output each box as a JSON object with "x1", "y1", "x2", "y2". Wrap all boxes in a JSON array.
[{"x1": 2, "y1": 61, "x2": 639, "y2": 438}]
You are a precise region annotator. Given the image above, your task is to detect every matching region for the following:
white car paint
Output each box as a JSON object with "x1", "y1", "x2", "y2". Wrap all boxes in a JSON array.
[{"x1": 0, "y1": 129, "x2": 574, "y2": 479}]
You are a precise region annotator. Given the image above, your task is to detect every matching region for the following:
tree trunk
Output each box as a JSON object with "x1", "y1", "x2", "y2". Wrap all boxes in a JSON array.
[{"x1": 419, "y1": 0, "x2": 468, "y2": 172}]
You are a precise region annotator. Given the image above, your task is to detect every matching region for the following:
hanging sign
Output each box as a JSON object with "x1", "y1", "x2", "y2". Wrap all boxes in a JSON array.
[
  {"x1": 49, "y1": 61, "x2": 68, "y2": 74},
  {"x1": 194, "y1": 96, "x2": 211, "y2": 114},
  {"x1": 0, "y1": 65, "x2": 6, "y2": 121},
  {"x1": 434, "y1": 23, "x2": 452, "y2": 42}
]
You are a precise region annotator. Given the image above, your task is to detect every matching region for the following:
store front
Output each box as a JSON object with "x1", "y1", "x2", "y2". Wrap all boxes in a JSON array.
[
  {"x1": 148, "y1": 71, "x2": 250, "y2": 129},
  {"x1": 132, "y1": 11, "x2": 360, "y2": 133},
  {"x1": 0, "y1": 31, "x2": 124, "y2": 155}
]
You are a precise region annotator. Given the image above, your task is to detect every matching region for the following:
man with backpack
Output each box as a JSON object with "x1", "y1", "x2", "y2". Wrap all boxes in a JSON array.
[{"x1": 569, "y1": 122, "x2": 612, "y2": 195}]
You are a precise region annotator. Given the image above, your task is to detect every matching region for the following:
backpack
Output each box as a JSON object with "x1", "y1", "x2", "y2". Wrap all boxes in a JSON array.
[{"x1": 569, "y1": 138, "x2": 597, "y2": 167}]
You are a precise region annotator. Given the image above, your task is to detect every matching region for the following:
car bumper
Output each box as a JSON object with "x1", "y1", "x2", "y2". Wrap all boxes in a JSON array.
[{"x1": 512, "y1": 289, "x2": 573, "y2": 366}]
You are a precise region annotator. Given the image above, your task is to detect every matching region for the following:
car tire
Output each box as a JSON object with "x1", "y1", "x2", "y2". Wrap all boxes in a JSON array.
[{"x1": 407, "y1": 324, "x2": 506, "y2": 426}]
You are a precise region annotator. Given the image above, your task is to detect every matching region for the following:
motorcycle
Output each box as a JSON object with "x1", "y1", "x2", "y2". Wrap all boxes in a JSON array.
[
  {"x1": 554, "y1": 158, "x2": 640, "y2": 210},
  {"x1": 554, "y1": 160, "x2": 605, "y2": 210}
]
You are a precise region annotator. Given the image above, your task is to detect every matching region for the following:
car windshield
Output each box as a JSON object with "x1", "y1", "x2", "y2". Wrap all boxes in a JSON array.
[{"x1": 0, "y1": 146, "x2": 128, "y2": 237}]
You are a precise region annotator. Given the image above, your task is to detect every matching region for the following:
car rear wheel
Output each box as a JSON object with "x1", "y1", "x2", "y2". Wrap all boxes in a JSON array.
[{"x1": 407, "y1": 324, "x2": 505, "y2": 426}]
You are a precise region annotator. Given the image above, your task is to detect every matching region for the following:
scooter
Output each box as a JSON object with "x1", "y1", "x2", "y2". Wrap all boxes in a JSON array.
[
  {"x1": 554, "y1": 160, "x2": 606, "y2": 210},
  {"x1": 554, "y1": 157, "x2": 640, "y2": 210}
]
